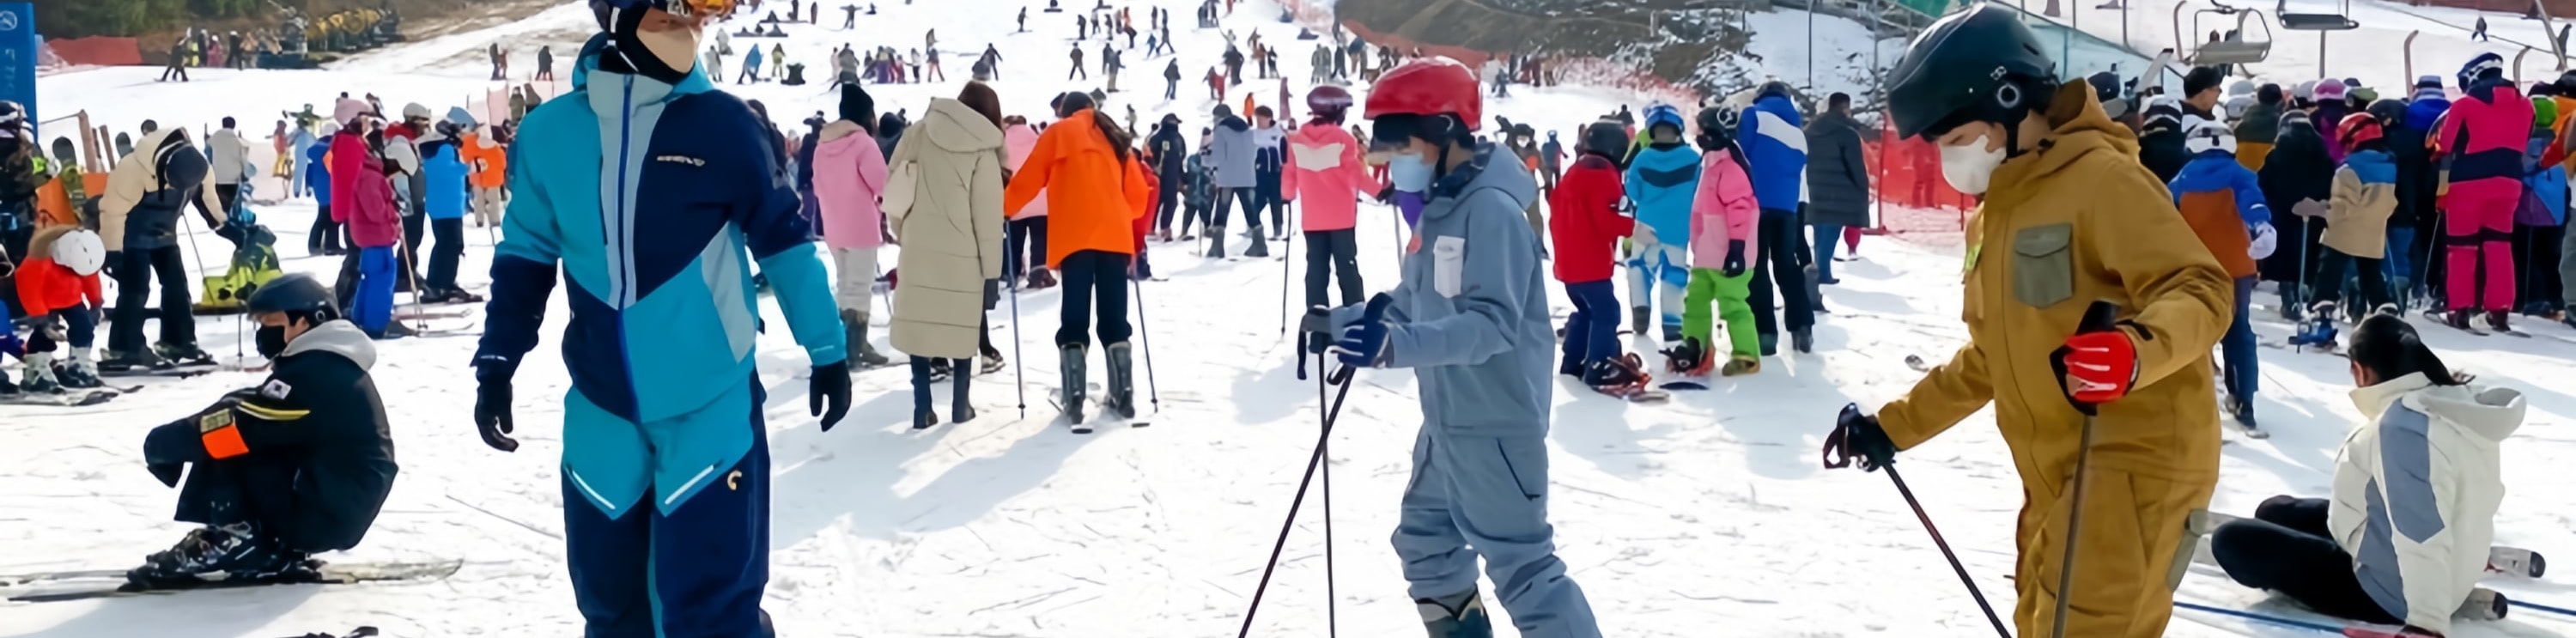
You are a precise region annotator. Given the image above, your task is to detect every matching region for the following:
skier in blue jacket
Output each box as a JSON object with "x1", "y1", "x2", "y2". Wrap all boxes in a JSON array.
[
  {"x1": 303, "y1": 131, "x2": 341, "y2": 256},
  {"x1": 469, "y1": 5, "x2": 852, "y2": 636},
  {"x1": 416, "y1": 118, "x2": 479, "y2": 303},
  {"x1": 1624, "y1": 104, "x2": 1699, "y2": 342},
  {"x1": 1737, "y1": 81, "x2": 1816, "y2": 354},
  {"x1": 1317, "y1": 58, "x2": 1601, "y2": 638}
]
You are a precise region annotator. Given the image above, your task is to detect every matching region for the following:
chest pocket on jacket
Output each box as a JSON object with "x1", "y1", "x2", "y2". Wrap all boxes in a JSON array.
[{"x1": 2011, "y1": 223, "x2": 2075, "y2": 309}]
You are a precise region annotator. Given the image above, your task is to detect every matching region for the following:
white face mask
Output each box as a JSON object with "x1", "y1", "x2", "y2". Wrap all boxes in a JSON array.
[{"x1": 1938, "y1": 133, "x2": 2009, "y2": 195}]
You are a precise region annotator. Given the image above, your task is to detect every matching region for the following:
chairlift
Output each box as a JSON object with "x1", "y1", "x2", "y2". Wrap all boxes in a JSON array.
[
  {"x1": 2171, "y1": 2, "x2": 2276, "y2": 65},
  {"x1": 2276, "y1": 0, "x2": 2359, "y2": 31}
]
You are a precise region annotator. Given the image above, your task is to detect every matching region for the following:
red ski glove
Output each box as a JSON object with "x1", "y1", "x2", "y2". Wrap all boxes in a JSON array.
[{"x1": 2052, "y1": 329, "x2": 2136, "y2": 410}]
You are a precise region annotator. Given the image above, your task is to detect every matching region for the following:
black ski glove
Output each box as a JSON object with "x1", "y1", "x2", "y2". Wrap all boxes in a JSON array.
[
  {"x1": 472, "y1": 359, "x2": 519, "y2": 453},
  {"x1": 811, "y1": 362, "x2": 852, "y2": 431},
  {"x1": 1822, "y1": 404, "x2": 1897, "y2": 472},
  {"x1": 1374, "y1": 184, "x2": 1394, "y2": 204},
  {"x1": 1722, "y1": 240, "x2": 1747, "y2": 277}
]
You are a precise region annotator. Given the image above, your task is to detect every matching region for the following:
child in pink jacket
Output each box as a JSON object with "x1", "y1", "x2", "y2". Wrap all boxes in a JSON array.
[
  {"x1": 814, "y1": 86, "x2": 896, "y2": 367},
  {"x1": 1280, "y1": 87, "x2": 1382, "y2": 352},
  {"x1": 1675, "y1": 106, "x2": 1762, "y2": 377},
  {"x1": 1003, "y1": 118, "x2": 1054, "y2": 288}
]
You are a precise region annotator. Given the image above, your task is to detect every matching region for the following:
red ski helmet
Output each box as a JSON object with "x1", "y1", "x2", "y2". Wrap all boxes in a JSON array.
[
  {"x1": 1364, "y1": 58, "x2": 1481, "y2": 151},
  {"x1": 2336, "y1": 112, "x2": 2384, "y2": 148},
  {"x1": 1307, "y1": 85, "x2": 1355, "y2": 124}
]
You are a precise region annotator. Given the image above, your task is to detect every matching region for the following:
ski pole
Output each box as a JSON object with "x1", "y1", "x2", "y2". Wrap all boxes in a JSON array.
[
  {"x1": 2051, "y1": 300, "x2": 2123, "y2": 638},
  {"x1": 2172, "y1": 601, "x2": 2428, "y2": 638},
  {"x1": 2512, "y1": 598, "x2": 2576, "y2": 618},
  {"x1": 1279, "y1": 201, "x2": 1294, "y2": 336},
  {"x1": 1131, "y1": 276, "x2": 1159, "y2": 410},
  {"x1": 1315, "y1": 349, "x2": 1337, "y2": 638},
  {"x1": 1880, "y1": 464, "x2": 2014, "y2": 638},
  {"x1": 1236, "y1": 360, "x2": 1358, "y2": 638},
  {"x1": 1010, "y1": 275, "x2": 1026, "y2": 419}
]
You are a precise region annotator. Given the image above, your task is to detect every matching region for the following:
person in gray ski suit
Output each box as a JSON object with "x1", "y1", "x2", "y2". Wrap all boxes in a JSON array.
[{"x1": 1206, "y1": 104, "x2": 1266, "y2": 258}]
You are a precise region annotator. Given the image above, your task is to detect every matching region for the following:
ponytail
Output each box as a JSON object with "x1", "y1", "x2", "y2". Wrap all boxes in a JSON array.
[
  {"x1": 1092, "y1": 110, "x2": 1133, "y2": 164},
  {"x1": 2348, "y1": 313, "x2": 2471, "y2": 386}
]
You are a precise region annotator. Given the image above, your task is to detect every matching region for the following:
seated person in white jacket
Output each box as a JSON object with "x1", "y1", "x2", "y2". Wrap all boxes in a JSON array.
[{"x1": 2209, "y1": 313, "x2": 2527, "y2": 635}]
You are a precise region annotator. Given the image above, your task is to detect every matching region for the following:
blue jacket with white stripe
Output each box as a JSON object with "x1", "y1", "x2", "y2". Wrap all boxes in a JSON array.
[
  {"x1": 1738, "y1": 94, "x2": 1809, "y2": 216},
  {"x1": 476, "y1": 38, "x2": 845, "y2": 510}
]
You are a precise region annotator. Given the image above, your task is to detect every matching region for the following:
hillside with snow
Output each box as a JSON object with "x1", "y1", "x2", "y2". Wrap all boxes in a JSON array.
[{"x1": 9, "y1": 0, "x2": 2576, "y2": 636}]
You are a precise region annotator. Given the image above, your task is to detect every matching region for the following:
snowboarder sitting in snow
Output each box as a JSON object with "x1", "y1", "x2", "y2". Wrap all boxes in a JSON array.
[
  {"x1": 1830, "y1": 7, "x2": 2234, "y2": 637},
  {"x1": 2209, "y1": 313, "x2": 2524, "y2": 635},
  {"x1": 133, "y1": 274, "x2": 396, "y2": 585},
  {"x1": 1547, "y1": 120, "x2": 1636, "y2": 386},
  {"x1": 1309, "y1": 58, "x2": 1603, "y2": 637},
  {"x1": 2166, "y1": 120, "x2": 2272, "y2": 427}
]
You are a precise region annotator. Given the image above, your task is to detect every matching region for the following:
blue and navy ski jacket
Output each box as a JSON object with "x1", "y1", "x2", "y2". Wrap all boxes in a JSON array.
[
  {"x1": 476, "y1": 38, "x2": 845, "y2": 513},
  {"x1": 1738, "y1": 94, "x2": 1808, "y2": 215},
  {"x1": 2168, "y1": 151, "x2": 2273, "y2": 226},
  {"x1": 2530, "y1": 135, "x2": 2569, "y2": 225},
  {"x1": 419, "y1": 139, "x2": 469, "y2": 221},
  {"x1": 1623, "y1": 143, "x2": 1700, "y2": 246},
  {"x1": 304, "y1": 141, "x2": 331, "y2": 203}
]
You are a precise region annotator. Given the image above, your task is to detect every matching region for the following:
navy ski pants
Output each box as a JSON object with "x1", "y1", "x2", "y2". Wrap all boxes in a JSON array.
[{"x1": 562, "y1": 380, "x2": 774, "y2": 638}]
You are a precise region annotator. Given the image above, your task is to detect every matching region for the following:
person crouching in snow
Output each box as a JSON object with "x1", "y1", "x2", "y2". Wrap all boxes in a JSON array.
[
  {"x1": 815, "y1": 84, "x2": 897, "y2": 369},
  {"x1": 1311, "y1": 58, "x2": 1603, "y2": 637},
  {"x1": 13, "y1": 227, "x2": 111, "y2": 392},
  {"x1": 1549, "y1": 120, "x2": 1639, "y2": 388},
  {"x1": 1283, "y1": 85, "x2": 1382, "y2": 353},
  {"x1": 131, "y1": 274, "x2": 396, "y2": 586},
  {"x1": 885, "y1": 82, "x2": 1008, "y2": 428},
  {"x1": 1003, "y1": 91, "x2": 1151, "y2": 423},
  {"x1": 2210, "y1": 313, "x2": 2524, "y2": 635},
  {"x1": 1624, "y1": 105, "x2": 1697, "y2": 343},
  {"x1": 1829, "y1": 7, "x2": 2233, "y2": 637},
  {"x1": 2167, "y1": 120, "x2": 2273, "y2": 428},
  {"x1": 1672, "y1": 106, "x2": 1764, "y2": 379}
]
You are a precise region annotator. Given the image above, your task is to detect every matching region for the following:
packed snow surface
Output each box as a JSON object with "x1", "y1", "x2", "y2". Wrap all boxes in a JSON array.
[{"x1": 9, "y1": 0, "x2": 2576, "y2": 635}]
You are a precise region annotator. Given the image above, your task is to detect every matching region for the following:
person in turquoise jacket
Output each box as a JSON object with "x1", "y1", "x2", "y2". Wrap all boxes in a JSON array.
[
  {"x1": 1624, "y1": 104, "x2": 1699, "y2": 343},
  {"x1": 467, "y1": 6, "x2": 852, "y2": 635},
  {"x1": 1317, "y1": 58, "x2": 1601, "y2": 638}
]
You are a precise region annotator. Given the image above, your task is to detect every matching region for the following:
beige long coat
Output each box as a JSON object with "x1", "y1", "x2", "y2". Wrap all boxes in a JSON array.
[{"x1": 884, "y1": 98, "x2": 1007, "y2": 359}]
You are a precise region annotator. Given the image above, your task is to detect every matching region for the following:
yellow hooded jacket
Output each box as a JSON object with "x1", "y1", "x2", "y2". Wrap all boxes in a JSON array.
[{"x1": 1877, "y1": 81, "x2": 2233, "y2": 638}]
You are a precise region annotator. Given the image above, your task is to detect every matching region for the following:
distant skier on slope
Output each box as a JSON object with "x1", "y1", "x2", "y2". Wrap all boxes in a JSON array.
[
  {"x1": 1826, "y1": 6, "x2": 2232, "y2": 637},
  {"x1": 1310, "y1": 58, "x2": 1604, "y2": 638},
  {"x1": 131, "y1": 274, "x2": 397, "y2": 586},
  {"x1": 470, "y1": 4, "x2": 852, "y2": 635},
  {"x1": 1281, "y1": 86, "x2": 1382, "y2": 354}
]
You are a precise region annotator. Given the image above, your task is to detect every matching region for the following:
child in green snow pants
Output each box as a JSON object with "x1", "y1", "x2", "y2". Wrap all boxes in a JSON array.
[{"x1": 1683, "y1": 268, "x2": 1758, "y2": 356}]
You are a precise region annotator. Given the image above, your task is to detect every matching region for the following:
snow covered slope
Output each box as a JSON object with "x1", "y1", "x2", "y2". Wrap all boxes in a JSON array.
[{"x1": 11, "y1": 0, "x2": 2576, "y2": 636}]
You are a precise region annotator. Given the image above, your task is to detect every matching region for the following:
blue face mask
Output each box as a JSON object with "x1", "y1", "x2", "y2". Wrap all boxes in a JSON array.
[{"x1": 1388, "y1": 153, "x2": 1435, "y2": 193}]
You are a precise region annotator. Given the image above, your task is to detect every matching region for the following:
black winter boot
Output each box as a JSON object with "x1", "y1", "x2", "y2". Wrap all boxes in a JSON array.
[
  {"x1": 1103, "y1": 342, "x2": 1137, "y2": 418},
  {"x1": 1059, "y1": 343, "x2": 1089, "y2": 423}
]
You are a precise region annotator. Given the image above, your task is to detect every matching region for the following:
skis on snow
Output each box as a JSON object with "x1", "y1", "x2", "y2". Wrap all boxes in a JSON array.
[
  {"x1": 3, "y1": 559, "x2": 462, "y2": 603},
  {"x1": 1044, "y1": 382, "x2": 1148, "y2": 434},
  {"x1": 0, "y1": 384, "x2": 143, "y2": 406}
]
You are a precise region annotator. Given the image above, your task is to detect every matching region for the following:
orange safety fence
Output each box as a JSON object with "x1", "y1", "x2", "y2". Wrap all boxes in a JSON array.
[{"x1": 46, "y1": 37, "x2": 143, "y2": 67}]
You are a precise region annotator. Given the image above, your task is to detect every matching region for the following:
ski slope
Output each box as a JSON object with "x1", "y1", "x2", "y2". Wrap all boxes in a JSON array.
[{"x1": 11, "y1": 0, "x2": 2576, "y2": 635}]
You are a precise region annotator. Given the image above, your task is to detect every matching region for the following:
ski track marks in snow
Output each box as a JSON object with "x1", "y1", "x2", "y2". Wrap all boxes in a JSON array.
[{"x1": 15, "y1": 0, "x2": 2576, "y2": 635}]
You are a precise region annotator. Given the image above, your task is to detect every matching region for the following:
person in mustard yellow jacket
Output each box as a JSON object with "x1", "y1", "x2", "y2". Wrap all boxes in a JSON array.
[{"x1": 1829, "y1": 7, "x2": 2236, "y2": 638}]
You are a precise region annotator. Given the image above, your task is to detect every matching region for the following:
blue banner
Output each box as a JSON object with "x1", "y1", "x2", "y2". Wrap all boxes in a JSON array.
[{"x1": 0, "y1": 3, "x2": 32, "y2": 125}]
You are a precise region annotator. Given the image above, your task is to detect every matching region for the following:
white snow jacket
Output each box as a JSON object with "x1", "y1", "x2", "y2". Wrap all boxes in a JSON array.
[
  {"x1": 2330, "y1": 373, "x2": 2524, "y2": 635},
  {"x1": 208, "y1": 128, "x2": 252, "y2": 185}
]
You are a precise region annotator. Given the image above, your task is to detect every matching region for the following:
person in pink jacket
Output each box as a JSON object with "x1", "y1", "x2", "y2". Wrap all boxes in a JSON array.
[
  {"x1": 1002, "y1": 117, "x2": 1054, "y2": 289},
  {"x1": 328, "y1": 100, "x2": 404, "y2": 339},
  {"x1": 1672, "y1": 106, "x2": 1762, "y2": 377},
  {"x1": 2430, "y1": 53, "x2": 2534, "y2": 331},
  {"x1": 815, "y1": 85, "x2": 896, "y2": 368},
  {"x1": 1281, "y1": 87, "x2": 1383, "y2": 351}
]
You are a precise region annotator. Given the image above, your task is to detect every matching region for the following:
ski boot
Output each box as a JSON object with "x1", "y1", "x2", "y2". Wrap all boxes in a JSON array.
[
  {"x1": 377, "y1": 322, "x2": 416, "y2": 340},
  {"x1": 155, "y1": 341, "x2": 214, "y2": 367},
  {"x1": 1059, "y1": 343, "x2": 1089, "y2": 424},
  {"x1": 0, "y1": 371, "x2": 16, "y2": 398},
  {"x1": 437, "y1": 288, "x2": 488, "y2": 304},
  {"x1": 1024, "y1": 267, "x2": 1060, "y2": 290},
  {"x1": 843, "y1": 310, "x2": 892, "y2": 369},
  {"x1": 913, "y1": 405, "x2": 941, "y2": 429},
  {"x1": 128, "y1": 523, "x2": 314, "y2": 586},
  {"x1": 97, "y1": 347, "x2": 165, "y2": 372},
  {"x1": 1242, "y1": 233, "x2": 1272, "y2": 258},
  {"x1": 1660, "y1": 337, "x2": 1712, "y2": 377},
  {"x1": 2226, "y1": 395, "x2": 2257, "y2": 428},
  {"x1": 1721, "y1": 354, "x2": 1761, "y2": 377},
  {"x1": 1630, "y1": 307, "x2": 1649, "y2": 337},
  {"x1": 1581, "y1": 353, "x2": 1652, "y2": 398},
  {"x1": 2490, "y1": 546, "x2": 2548, "y2": 578},
  {"x1": 2485, "y1": 309, "x2": 2514, "y2": 334},
  {"x1": 1206, "y1": 226, "x2": 1228, "y2": 258},
  {"x1": 58, "y1": 348, "x2": 103, "y2": 389},
  {"x1": 1103, "y1": 341, "x2": 1138, "y2": 419},
  {"x1": 1758, "y1": 332, "x2": 1779, "y2": 357},
  {"x1": 1791, "y1": 328, "x2": 1814, "y2": 354},
  {"x1": 19, "y1": 352, "x2": 60, "y2": 394},
  {"x1": 2458, "y1": 587, "x2": 2509, "y2": 622},
  {"x1": 1415, "y1": 591, "x2": 1494, "y2": 638},
  {"x1": 2438, "y1": 308, "x2": 2477, "y2": 332},
  {"x1": 1660, "y1": 323, "x2": 1682, "y2": 343},
  {"x1": 1558, "y1": 355, "x2": 1585, "y2": 378},
  {"x1": 2287, "y1": 301, "x2": 2340, "y2": 349}
]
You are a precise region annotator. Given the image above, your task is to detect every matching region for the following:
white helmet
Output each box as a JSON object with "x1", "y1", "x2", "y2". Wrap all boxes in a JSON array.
[
  {"x1": 52, "y1": 228, "x2": 106, "y2": 276},
  {"x1": 2184, "y1": 120, "x2": 2237, "y2": 155}
]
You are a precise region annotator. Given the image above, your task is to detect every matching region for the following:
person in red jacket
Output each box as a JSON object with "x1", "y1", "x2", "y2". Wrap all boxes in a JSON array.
[
  {"x1": 14, "y1": 226, "x2": 111, "y2": 392},
  {"x1": 1133, "y1": 155, "x2": 1160, "y2": 281},
  {"x1": 328, "y1": 101, "x2": 405, "y2": 339},
  {"x1": 1547, "y1": 121, "x2": 1635, "y2": 376}
]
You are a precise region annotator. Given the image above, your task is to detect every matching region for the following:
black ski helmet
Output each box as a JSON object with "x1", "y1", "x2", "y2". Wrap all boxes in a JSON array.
[
  {"x1": 1579, "y1": 120, "x2": 1629, "y2": 161},
  {"x1": 1695, "y1": 106, "x2": 1740, "y2": 138},
  {"x1": 1885, "y1": 3, "x2": 2058, "y2": 141},
  {"x1": 246, "y1": 273, "x2": 342, "y2": 323}
]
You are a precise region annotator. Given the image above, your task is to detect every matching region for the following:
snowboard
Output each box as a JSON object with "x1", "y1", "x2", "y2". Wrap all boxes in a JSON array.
[
  {"x1": 98, "y1": 363, "x2": 220, "y2": 379},
  {"x1": 0, "y1": 390, "x2": 116, "y2": 407},
  {"x1": 5, "y1": 559, "x2": 463, "y2": 603}
]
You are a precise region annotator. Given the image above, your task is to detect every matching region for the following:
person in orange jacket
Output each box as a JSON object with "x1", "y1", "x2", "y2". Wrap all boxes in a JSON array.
[
  {"x1": 1003, "y1": 92, "x2": 1152, "y2": 425},
  {"x1": 460, "y1": 126, "x2": 508, "y2": 228},
  {"x1": 13, "y1": 226, "x2": 111, "y2": 392}
]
